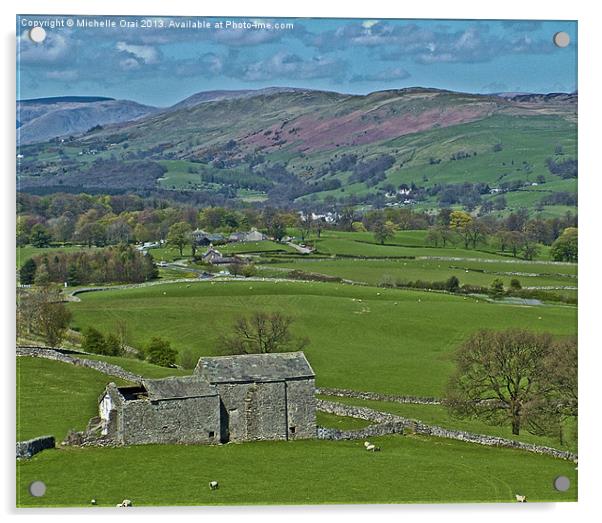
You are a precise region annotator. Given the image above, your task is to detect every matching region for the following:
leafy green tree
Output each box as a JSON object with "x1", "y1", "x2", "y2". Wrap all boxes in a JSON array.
[
  {"x1": 509, "y1": 278, "x2": 522, "y2": 290},
  {"x1": 30, "y1": 224, "x2": 52, "y2": 248},
  {"x1": 19, "y1": 258, "x2": 37, "y2": 285},
  {"x1": 267, "y1": 215, "x2": 287, "y2": 242},
  {"x1": 489, "y1": 278, "x2": 505, "y2": 299},
  {"x1": 167, "y1": 221, "x2": 192, "y2": 257},
  {"x1": 445, "y1": 276, "x2": 460, "y2": 293},
  {"x1": 446, "y1": 329, "x2": 557, "y2": 435},
  {"x1": 82, "y1": 327, "x2": 107, "y2": 354},
  {"x1": 105, "y1": 333, "x2": 123, "y2": 356},
  {"x1": 372, "y1": 220, "x2": 397, "y2": 245},
  {"x1": 550, "y1": 227, "x2": 578, "y2": 262},
  {"x1": 146, "y1": 337, "x2": 177, "y2": 367}
]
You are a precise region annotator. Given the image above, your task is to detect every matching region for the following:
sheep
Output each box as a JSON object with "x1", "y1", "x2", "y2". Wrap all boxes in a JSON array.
[
  {"x1": 363, "y1": 441, "x2": 381, "y2": 452},
  {"x1": 116, "y1": 499, "x2": 133, "y2": 507},
  {"x1": 90, "y1": 499, "x2": 97, "y2": 505},
  {"x1": 209, "y1": 481, "x2": 219, "y2": 491},
  {"x1": 515, "y1": 494, "x2": 527, "y2": 503}
]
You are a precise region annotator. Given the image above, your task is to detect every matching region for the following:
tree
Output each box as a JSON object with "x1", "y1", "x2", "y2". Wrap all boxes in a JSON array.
[
  {"x1": 550, "y1": 227, "x2": 578, "y2": 262},
  {"x1": 19, "y1": 258, "x2": 37, "y2": 285},
  {"x1": 445, "y1": 276, "x2": 460, "y2": 293},
  {"x1": 446, "y1": 329, "x2": 556, "y2": 435},
  {"x1": 267, "y1": 215, "x2": 287, "y2": 241},
  {"x1": 489, "y1": 278, "x2": 505, "y2": 299},
  {"x1": 351, "y1": 221, "x2": 367, "y2": 232},
  {"x1": 167, "y1": 221, "x2": 192, "y2": 257},
  {"x1": 449, "y1": 210, "x2": 473, "y2": 248},
  {"x1": 179, "y1": 350, "x2": 198, "y2": 370},
  {"x1": 105, "y1": 333, "x2": 123, "y2": 356},
  {"x1": 146, "y1": 337, "x2": 177, "y2": 367},
  {"x1": 372, "y1": 220, "x2": 397, "y2": 245},
  {"x1": 35, "y1": 293, "x2": 72, "y2": 347},
  {"x1": 218, "y1": 311, "x2": 309, "y2": 355},
  {"x1": 509, "y1": 278, "x2": 522, "y2": 290},
  {"x1": 82, "y1": 327, "x2": 107, "y2": 354},
  {"x1": 29, "y1": 224, "x2": 52, "y2": 248}
]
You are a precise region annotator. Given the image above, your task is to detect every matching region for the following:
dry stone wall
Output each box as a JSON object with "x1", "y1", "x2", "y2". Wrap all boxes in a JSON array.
[
  {"x1": 17, "y1": 346, "x2": 142, "y2": 383},
  {"x1": 316, "y1": 398, "x2": 577, "y2": 461},
  {"x1": 16, "y1": 435, "x2": 55, "y2": 459},
  {"x1": 317, "y1": 387, "x2": 440, "y2": 405}
]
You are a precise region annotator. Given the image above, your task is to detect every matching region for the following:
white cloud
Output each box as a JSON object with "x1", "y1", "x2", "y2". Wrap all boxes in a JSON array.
[{"x1": 115, "y1": 41, "x2": 160, "y2": 64}]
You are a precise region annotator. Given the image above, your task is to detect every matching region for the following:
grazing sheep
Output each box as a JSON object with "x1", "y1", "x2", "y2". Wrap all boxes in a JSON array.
[
  {"x1": 209, "y1": 481, "x2": 219, "y2": 491},
  {"x1": 515, "y1": 494, "x2": 527, "y2": 503},
  {"x1": 116, "y1": 499, "x2": 133, "y2": 507},
  {"x1": 364, "y1": 442, "x2": 381, "y2": 452},
  {"x1": 90, "y1": 499, "x2": 97, "y2": 505}
]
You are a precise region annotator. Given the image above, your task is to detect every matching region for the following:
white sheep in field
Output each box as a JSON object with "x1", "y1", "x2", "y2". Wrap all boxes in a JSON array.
[
  {"x1": 363, "y1": 441, "x2": 380, "y2": 452},
  {"x1": 515, "y1": 494, "x2": 527, "y2": 503},
  {"x1": 116, "y1": 499, "x2": 132, "y2": 507},
  {"x1": 209, "y1": 481, "x2": 219, "y2": 491}
]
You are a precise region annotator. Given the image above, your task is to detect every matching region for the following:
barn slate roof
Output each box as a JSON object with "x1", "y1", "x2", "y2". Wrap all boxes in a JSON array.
[
  {"x1": 194, "y1": 351, "x2": 315, "y2": 383},
  {"x1": 141, "y1": 376, "x2": 217, "y2": 400}
]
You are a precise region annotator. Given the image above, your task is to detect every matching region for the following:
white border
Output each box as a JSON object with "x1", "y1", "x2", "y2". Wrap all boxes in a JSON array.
[{"x1": 2, "y1": 1, "x2": 600, "y2": 522}]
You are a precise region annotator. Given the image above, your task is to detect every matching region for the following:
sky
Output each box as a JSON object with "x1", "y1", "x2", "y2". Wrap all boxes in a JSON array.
[{"x1": 16, "y1": 15, "x2": 577, "y2": 107}]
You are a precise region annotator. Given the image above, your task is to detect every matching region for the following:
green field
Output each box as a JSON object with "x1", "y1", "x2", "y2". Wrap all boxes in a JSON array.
[
  {"x1": 68, "y1": 280, "x2": 577, "y2": 397},
  {"x1": 270, "y1": 257, "x2": 576, "y2": 290},
  {"x1": 16, "y1": 245, "x2": 95, "y2": 268},
  {"x1": 16, "y1": 358, "x2": 131, "y2": 441},
  {"x1": 17, "y1": 435, "x2": 577, "y2": 506}
]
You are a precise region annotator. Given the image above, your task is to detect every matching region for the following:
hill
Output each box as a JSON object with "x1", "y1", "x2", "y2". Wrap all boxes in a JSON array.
[
  {"x1": 16, "y1": 87, "x2": 577, "y2": 214},
  {"x1": 17, "y1": 98, "x2": 158, "y2": 145}
]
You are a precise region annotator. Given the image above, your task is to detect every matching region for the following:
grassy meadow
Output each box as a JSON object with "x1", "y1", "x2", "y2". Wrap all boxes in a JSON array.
[{"x1": 68, "y1": 280, "x2": 577, "y2": 397}]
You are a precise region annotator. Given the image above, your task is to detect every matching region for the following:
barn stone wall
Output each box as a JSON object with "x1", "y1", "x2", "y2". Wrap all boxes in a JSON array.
[
  {"x1": 286, "y1": 378, "x2": 316, "y2": 439},
  {"x1": 117, "y1": 395, "x2": 221, "y2": 445},
  {"x1": 215, "y1": 378, "x2": 315, "y2": 442}
]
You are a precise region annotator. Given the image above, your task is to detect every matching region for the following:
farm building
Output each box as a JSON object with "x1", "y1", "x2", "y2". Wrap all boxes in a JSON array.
[
  {"x1": 97, "y1": 352, "x2": 316, "y2": 445},
  {"x1": 200, "y1": 245, "x2": 239, "y2": 265},
  {"x1": 195, "y1": 352, "x2": 316, "y2": 442},
  {"x1": 229, "y1": 228, "x2": 266, "y2": 242},
  {"x1": 192, "y1": 229, "x2": 225, "y2": 246}
]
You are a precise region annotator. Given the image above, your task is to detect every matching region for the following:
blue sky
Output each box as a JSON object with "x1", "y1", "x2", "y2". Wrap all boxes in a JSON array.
[{"x1": 16, "y1": 16, "x2": 577, "y2": 107}]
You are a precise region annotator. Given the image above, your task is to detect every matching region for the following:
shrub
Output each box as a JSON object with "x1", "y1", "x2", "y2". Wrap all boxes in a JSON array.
[
  {"x1": 146, "y1": 337, "x2": 177, "y2": 367},
  {"x1": 82, "y1": 327, "x2": 107, "y2": 354}
]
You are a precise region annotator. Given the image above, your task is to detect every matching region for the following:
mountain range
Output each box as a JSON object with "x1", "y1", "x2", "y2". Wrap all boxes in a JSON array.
[{"x1": 16, "y1": 86, "x2": 577, "y2": 214}]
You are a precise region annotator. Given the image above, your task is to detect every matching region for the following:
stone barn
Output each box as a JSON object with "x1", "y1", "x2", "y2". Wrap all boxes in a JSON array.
[
  {"x1": 195, "y1": 352, "x2": 316, "y2": 443},
  {"x1": 99, "y1": 376, "x2": 221, "y2": 445},
  {"x1": 95, "y1": 352, "x2": 315, "y2": 446}
]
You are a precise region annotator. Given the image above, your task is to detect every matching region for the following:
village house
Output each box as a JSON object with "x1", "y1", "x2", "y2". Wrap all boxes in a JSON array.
[
  {"x1": 200, "y1": 245, "x2": 239, "y2": 265},
  {"x1": 228, "y1": 228, "x2": 266, "y2": 243},
  {"x1": 192, "y1": 229, "x2": 225, "y2": 246},
  {"x1": 96, "y1": 352, "x2": 316, "y2": 445}
]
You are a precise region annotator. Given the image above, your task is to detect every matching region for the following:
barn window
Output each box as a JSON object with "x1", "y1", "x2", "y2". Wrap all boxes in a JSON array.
[
  {"x1": 289, "y1": 426, "x2": 296, "y2": 434},
  {"x1": 208, "y1": 431, "x2": 215, "y2": 438}
]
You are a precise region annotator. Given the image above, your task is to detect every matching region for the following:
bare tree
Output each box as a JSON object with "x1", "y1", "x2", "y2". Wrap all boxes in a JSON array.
[{"x1": 218, "y1": 311, "x2": 309, "y2": 355}]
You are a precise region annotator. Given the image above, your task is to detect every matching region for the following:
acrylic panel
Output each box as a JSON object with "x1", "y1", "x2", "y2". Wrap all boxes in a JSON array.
[{"x1": 16, "y1": 14, "x2": 577, "y2": 507}]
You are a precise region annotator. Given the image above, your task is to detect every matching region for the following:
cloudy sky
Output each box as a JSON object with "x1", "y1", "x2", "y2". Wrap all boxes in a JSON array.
[{"x1": 16, "y1": 16, "x2": 577, "y2": 106}]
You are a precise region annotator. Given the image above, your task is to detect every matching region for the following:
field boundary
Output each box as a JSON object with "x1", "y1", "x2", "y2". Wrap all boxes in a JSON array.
[
  {"x1": 317, "y1": 387, "x2": 441, "y2": 405},
  {"x1": 17, "y1": 346, "x2": 142, "y2": 383},
  {"x1": 316, "y1": 398, "x2": 577, "y2": 462}
]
